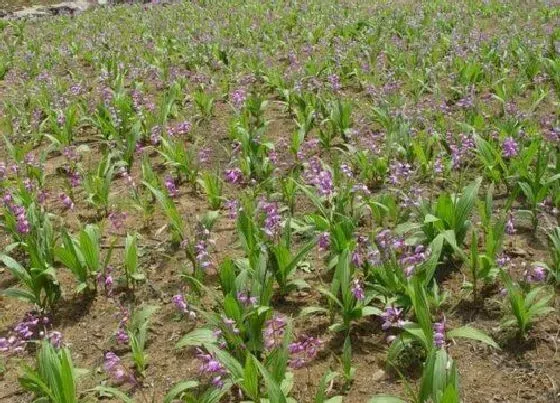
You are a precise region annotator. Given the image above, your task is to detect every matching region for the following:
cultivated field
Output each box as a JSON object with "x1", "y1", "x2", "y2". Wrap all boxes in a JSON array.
[{"x1": 0, "y1": 1, "x2": 559, "y2": 402}]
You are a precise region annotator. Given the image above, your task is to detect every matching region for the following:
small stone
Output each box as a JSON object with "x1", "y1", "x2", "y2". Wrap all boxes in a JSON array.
[{"x1": 372, "y1": 369, "x2": 386, "y2": 381}]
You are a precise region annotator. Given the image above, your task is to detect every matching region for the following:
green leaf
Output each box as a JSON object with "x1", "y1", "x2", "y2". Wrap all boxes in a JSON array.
[
  {"x1": 90, "y1": 386, "x2": 134, "y2": 403},
  {"x1": 164, "y1": 380, "x2": 199, "y2": 403},
  {"x1": 243, "y1": 353, "x2": 260, "y2": 400},
  {"x1": 176, "y1": 328, "x2": 217, "y2": 349},
  {"x1": 124, "y1": 232, "x2": 139, "y2": 277},
  {"x1": 368, "y1": 397, "x2": 407, "y2": 403},
  {"x1": 299, "y1": 306, "x2": 329, "y2": 317},
  {"x1": 253, "y1": 355, "x2": 287, "y2": 403},
  {"x1": 1, "y1": 288, "x2": 38, "y2": 304},
  {"x1": 0, "y1": 254, "x2": 30, "y2": 282},
  {"x1": 361, "y1": 306, "x2": 383, "y2": 317},
  {"x1": 447, "y1": 325, "x2": 499, "y2": 349},
  {"x1": 79, "y1": 225, "x2": 100, "y2": 273}
]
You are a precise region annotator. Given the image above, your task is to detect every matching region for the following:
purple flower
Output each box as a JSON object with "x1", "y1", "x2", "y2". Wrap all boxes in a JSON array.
[
  {"x1": 340, "y1": 163, "x2": 353, "y2": 177},
  {"x1": 69, "y1": 171, "x2": 81, "y2": 187},
  {"x1": 59, "y1": 193, "x2": 74, "y2": 210},
  {"x1": 198, "y1": 148, "x2": 211, "y2": 163},
  {"x1": 164, "y1": 175, "x2": 178, "y2": 197},
  {"x1": 525, "y1": 265, "x2": 547, "y2": 283},
  {"x1": 24, "y1": 178, "x2": 34, "y2": 192},
  {"x1": 351, "y1": 183, "x2": 370, "y2": 195},
  {"x1": 264, "y1": 315, "x2": 287, "y2": 351},
  {"x1": 316, "y1": 170, "x2": 334, "y2": 196},
  {"x1": 328, "y1": 74, "x2": 341, "y2": 92},
  {"x1": 104, "y1": 352, "x2": 135, "y2": 385},
  {"x1": 96, "y1": 266, "x2": 113, "y2": 296},
  {"x1": 380, "y1": 306, "x2": 405, "y2": 331},
  {"x1": 13, "y1": 206, "x2": 30, "y2": 234},
  {"x1": 224, "y1": 168, "x2": 243, "y2": 184},
  {"x1": 108, "y1": 211, "x2": 127, "y2": 231},
  {"x1": 115, "y1": 329, "x2": 129, "y2": 344},
  {"x1": 196, "y1": 348, "x2": 227, "y2": 388},
  {"x1": 172, "y1": 294, "x2": 196, "y2": 319},
  {"x1": 448, "y1": 133, "x2": 475, "y2": 169},
  {"x1": 222, "y1": 316, "x2": 240, "y2": 334},
  {"x1": 433, "y1": 156, "x2": 444, "y2": 174},
  {"x1": 505, "y1": 212, "x2": 515, "y2": 235},
  {"x1": 533, "y1": 266, "x2": 547, "y2": 281},
  {"x1": 230, "y1": 88, "x2": 247, "y2": 109},
  {"x1": 287, "y1": 335, "x2": 322, "y2": 369},
  {"x1": 497, "y1": 254, "x2": 511, "y2": 268},
  {"x1": 433, "y1": 321, "x2": 445, "y2": 349},
  {"x1": 174, "y1": 121, "x2": 192, "y2": 136},
  {"x1": 502, "y1": 137, "x2": 519, "y2": 158},
  {"x1": 318, "y1": 232, "x2": 330, "y2": 251},
  {"x1": 351, "y1": 279, "x2": 365, "y2": 301},
  {"x1": 0, "y1": 312, "x2": 60, "y2": 354},
  {"x1": 194, "y1": 239, "x2": 214, "y2": 270},
  {"x1": 388, "y1": 161, "x2": 413, "y2": 185},
  {"x1": 237, "y1": 292, "x2": 257, "y2": 306},
  {"x1": 225, "y1": 199, "x2": 239, "y2": 219},
  {"x1": 150, "y1": 125, "x2": 162, "y2": 145},
  {"x1": 259, "y1": 200, "x2": 282, "y2": 238}
]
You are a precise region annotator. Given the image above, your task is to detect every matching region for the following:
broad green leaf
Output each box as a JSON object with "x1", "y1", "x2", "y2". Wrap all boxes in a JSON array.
[
  {"x1": 447, "y1": 326, "x2": 499, "y2": 349},
  {"x1": 164, "y1": 380, "x2": 199, "y2": 403},
  {"x1": 176, "y1": 328, "x2": 217, "y2": 349}
]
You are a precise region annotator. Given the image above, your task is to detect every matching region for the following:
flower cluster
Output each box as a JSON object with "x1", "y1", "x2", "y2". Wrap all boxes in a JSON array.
[
  {"x1": 398, "y1": 245, "x2": 431, "y2": 277},
  {"x1": 287, "y1": 335, "x2": 322, "y2": 369},
  {"x1": 172, "y1": 294, "x2": 196, "y2": 319},
  {"x1": 388, "y1": 161, "x2": 413, "y2": 185},
  {"x1": 524, "y1": 265, "x2": 547, "y2": 283},
  {"x1": 196, "y1": 348, "x2": 228, "y2": 388},
  {"x1": 0, "y1": 312, "x2": 61, "y2": 354},
  {"x1": 104, "y1": 352, "x2": 136, "y2": 385},
  {"x1": 7, "y1": 199, "x2": 31, "y2": 234},
  {"x1": 198, "y1": 147, "x2": 211, "y2": 164},
  {"x1": 304, "y1": 158, "x2": 334, "y2": 197},
  {"x1": 351, "y1": 278, "x2": 365, "y2": 301},
  {"x1": 380, "y1": 306, "x2": 405, "y2": 331},
  {"x1": 448, "y1": 133, "x2": 475, "y2": 169},
  {"x1": 97, "y1": 266, "x2": 114, "y2": 296},
  {"x1": 59, "y1": 192, "x2": 74, "y2": 210},
  {"x1": 164, "y1": 175, "x2": 178, "y2": 197},
  {"x1": 375, "y1": 229, "x2": 406, "y2": 259},
  {"x1": 318, "y1": 231, "x2": 330, "y2": 251},
  {"x1": 502, "y1": 137, "x2": 519, "y2": 158},
  {"x1": 167, "y1": 120, "x2": 192, "y2": 136},
  {"x1": 505, "y1": 212, "x2": 515, "y2": 235},
  {"x1": 225, "y1": 199, "x2": 240, "y2": 219},
  {"x1": 224, "y1": 167, "x2": 243, "y2": 184},
  {"x1": 230, "y1": 88, "x2": 247, "y2": 109},
  {"x1": 433, "y1": 321, "x2": 445, "y2": 349},
  {"x1": 237, "y1": 292, "x2": 258, "y2": 306},
  {"x1": 258, "y1": 199, "x2": 282, "y2": 239},
  {"x1": 108, "y1": 210, "x2": 127, "y2": 232},
  {"x1": 148, "y1": 124, "x2": 160, "y2": 144},
  {"x1": 263, "y1": 315, "x2": 287, "y2": 351},
  {"x1": 115, "y1": 306, "x2": 129, "y2": 345}
]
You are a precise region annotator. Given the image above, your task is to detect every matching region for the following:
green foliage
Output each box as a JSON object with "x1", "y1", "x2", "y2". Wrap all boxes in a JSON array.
[
  {"x1": 500, "y1": 270, "x2": 554, "y2": 336},
  {"x1": 197, "y1": 171, "x2": 223, "y2": 210},
  {"x1": 414, "y1": 178, "x2": 482, "y2": 253},
  {"x1": 0, "y1": 254, "x2": 60, "y2": 310},
  {"x1": 127, "y1": 305, "x2": 158, "y2": 375},
  {"x1": 55, "y1": 224, "x2": 101, "y2": 293},
  {"x1": 19, "y1": 341, "x2": 84, "y2": 403},
  {"x1": 81, "y1": 152, "x2": 117, "y2": 215},
  {"x1": 124, "y1": 232, "x2": 144, "y2": 287}
]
